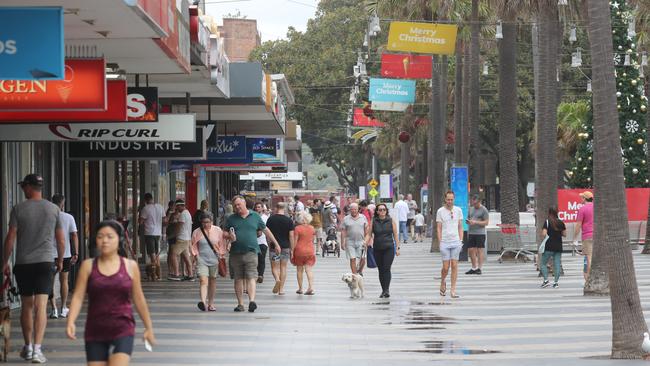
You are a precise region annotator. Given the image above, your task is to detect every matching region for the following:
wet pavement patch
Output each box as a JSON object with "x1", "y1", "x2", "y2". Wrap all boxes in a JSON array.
[
  {"x1": 403, "y1": 309, "x2": 457, "y2": 325},
  {"x1": 398, "y1": 340, "x2": 502, "y2": 355}
]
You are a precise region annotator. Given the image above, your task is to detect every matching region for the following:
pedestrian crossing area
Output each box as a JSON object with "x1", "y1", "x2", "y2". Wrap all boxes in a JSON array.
[{"x1": 7, "y1": 244, "x2": 650, "y2": 365}]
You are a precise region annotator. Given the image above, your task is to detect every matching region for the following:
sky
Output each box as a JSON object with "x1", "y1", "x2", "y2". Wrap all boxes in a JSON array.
[{"x1": 204, "y1": 0, "x2": 319, "y2": 41}]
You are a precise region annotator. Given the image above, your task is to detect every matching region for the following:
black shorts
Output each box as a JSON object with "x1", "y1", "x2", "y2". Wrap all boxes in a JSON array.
[
  {"x1": 85, "y1": 335, "x2": 134, "y2": 362},
  {"x1": 61, "y1": 257, "x2": 72, "y2": 273},
  {"x1": 467, "y1": 234, "x2": 486, "y2": 248},
  {"x1": 144, "y1": 235, "x2": 160, "y2": 255},
  {"x1": 13, "y1": 262, "x2": 54, "y2": 296},
  {"x1": 406, "y1": 218, "x2": 414, "y2": 227}
]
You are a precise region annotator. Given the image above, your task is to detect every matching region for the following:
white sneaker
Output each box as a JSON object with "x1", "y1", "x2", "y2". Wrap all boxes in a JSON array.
[
  {"x1": 20, "y1": 346, "x2": 33, "y2": 361},
  {"x1": 60, "y1": 307, "x2": 69, "y2": 318},
  {"x1": 31, "y1": 350, "x2": 47, "y2": 364},
  {"x1": 49, "y1": 308, "x2": 58, "y2": 319}
]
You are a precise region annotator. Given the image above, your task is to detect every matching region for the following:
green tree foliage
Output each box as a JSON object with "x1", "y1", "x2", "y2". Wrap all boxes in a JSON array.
[
  {"x1": 569, "y1": 0, "x2": 649, "y2": 188},
  {"x1": 249, "y1": 0, "x2": 372, "y2": 189}
]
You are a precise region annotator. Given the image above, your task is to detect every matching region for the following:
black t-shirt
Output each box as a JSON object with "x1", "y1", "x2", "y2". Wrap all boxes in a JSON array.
[
  {"x1": 266, "y1": 214, "x2": 295, "y2": 249},
  {"x1": 543, "y1": 219, "x2": 566, "y2": 252}
]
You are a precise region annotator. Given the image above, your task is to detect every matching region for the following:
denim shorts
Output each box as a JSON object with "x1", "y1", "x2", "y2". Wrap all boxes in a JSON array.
[
  {"x1": 440, "y1": 241, "x2": 462, "y2": 261},
  {"x1": 270, "y1": 248, "x2": 291, "y2": 262}
]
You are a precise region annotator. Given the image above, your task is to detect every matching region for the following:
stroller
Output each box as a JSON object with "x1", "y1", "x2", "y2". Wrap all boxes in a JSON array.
[{"x1": 322, "y1": 226, "x2": 341, "y2": 257}]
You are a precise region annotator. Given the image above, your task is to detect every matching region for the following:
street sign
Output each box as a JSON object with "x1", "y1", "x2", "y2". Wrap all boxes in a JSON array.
[
  {"x1": 369, "y1": 188, "x2": 379, "y2": 198},
  {"x1": 369, "y1": 179, "x2": 378, "y2": 188}
]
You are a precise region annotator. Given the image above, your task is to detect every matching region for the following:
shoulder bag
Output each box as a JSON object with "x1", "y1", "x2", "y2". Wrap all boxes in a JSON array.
[
  {"x1": 539, "y1": 220, "x2": 550, "y2": 254},
  {"x1": 201, "y1": 226, "x2": 227, "y2": 277}
]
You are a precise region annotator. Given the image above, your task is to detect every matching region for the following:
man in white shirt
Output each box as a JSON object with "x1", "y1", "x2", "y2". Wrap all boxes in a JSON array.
[
  {"x1": 49, "y1": 194, "x2": 78, "y2": 319},
  {"x1": 394, "y1": 194, "x2": 410, "y2": 244},
  {"x1": 436, "y1": 191, "x2": 463, "y2": 299},
  {"x1": 139, "y1": 193, "x2": 165, "y2": 271},
  {"x1": 406, "y1": 194, "x2": 418, "y2": 239},
  {"x1": 169, "y1": 199, "x2": 194, "y2": 281}
]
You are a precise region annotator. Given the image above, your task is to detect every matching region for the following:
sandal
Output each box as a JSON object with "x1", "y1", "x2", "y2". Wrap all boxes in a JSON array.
[
  {"x1": 440, "y1": 285, "x2": 447, "y2": 297},
  {"x1": 197, "y1": 301, "x2": 206, "y2": 311},
  {"x1": 450, "y1": 292, "x2": 460, "y2": 299},
  {"x1": 207, "y1": 305, "x2": 217, "y2": 312},
  {"x1": 272, "y1": 282, "x2": 280, "y2": 294},
  {"x1": 305, "y1": 289, "x2": 315, "y2": 295},
  {"x1": 296, "y1": 289, "x2": 303, "y2": 294}
]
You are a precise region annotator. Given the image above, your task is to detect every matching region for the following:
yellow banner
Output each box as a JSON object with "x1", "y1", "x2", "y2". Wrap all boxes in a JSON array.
[{"x1": 387, "y1": 22, "x2": 458, "y2": 55}]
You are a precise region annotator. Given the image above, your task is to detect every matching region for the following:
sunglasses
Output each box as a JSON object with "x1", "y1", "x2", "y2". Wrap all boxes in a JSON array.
[{"x1": 377, "y1": 208, "x2": 387, "y2": 212}]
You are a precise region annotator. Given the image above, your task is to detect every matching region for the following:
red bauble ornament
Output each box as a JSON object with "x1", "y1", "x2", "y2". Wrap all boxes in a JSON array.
[{"x1": 398, "y1": 131, "x2": 411, "y2": 143}]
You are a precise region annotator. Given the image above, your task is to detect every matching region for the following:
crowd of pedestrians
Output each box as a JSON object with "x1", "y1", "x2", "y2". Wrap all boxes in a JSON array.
[{"x1": 0, "y1": 172, "x2": 600, "y2": 364}]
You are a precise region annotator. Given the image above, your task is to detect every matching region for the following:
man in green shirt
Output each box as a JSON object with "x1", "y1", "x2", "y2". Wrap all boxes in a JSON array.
[{"x1": 225, "y1": 196, "x2": 279, "y2": 313}]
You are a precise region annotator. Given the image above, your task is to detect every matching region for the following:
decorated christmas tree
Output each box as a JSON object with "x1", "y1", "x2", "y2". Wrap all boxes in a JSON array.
[{"x1": 568, "y1": 0, "x2": 649, "y2": 188}]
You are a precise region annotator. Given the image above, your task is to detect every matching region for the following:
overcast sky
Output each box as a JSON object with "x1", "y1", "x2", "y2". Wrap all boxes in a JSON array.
[{"x1": 204, "y1": 0, "x2": 319, "y2": 42}]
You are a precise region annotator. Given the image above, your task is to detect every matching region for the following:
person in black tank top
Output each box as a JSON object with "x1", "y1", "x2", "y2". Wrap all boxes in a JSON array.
[{"x1": 368, "y1": 204, "x2": 400, "y2": 298}]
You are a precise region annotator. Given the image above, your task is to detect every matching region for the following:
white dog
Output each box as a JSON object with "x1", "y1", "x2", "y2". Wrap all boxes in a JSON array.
[{"x1": 342, "y1": 273, "x2": 364, "y2": 299}]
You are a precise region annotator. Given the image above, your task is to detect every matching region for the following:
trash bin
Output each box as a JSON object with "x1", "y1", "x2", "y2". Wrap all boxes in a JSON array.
[{"x1": 459, "y1": 231, "x2": 469, "y2": 262}]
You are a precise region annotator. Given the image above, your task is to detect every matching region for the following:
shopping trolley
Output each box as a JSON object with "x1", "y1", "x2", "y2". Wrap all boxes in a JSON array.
[{"x1": 497, "y1": 224, "x2": 536, "y2": 263}]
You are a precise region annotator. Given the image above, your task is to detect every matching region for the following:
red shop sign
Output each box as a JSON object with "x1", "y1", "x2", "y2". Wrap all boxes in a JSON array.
[
  {"x1": 0, "y1": 80, "x2": 126, "y2": 123},
  {"x1": 353, "y1": 108, "x2": 385, "y2": 128},
  {"x1": 380, "y1": 53, "x2": 432, "y2": 79},
  {"x1": 0, "y1": 59, "x2": 106, "y2": 111}
]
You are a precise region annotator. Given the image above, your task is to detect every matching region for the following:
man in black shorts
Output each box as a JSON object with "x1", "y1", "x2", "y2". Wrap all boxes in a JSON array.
[
  {"x1": 2, "y1": 174, "x2": 65, "y2": 363},
  {"x1": 49, "y1": 194, "x2": 79, "y2": 320},
  {"x1": 466, "y1": 194, "x2": 489, "y2": 275}
]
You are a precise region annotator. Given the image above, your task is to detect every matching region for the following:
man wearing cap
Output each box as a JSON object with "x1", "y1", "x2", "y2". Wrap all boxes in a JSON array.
[
  {"x1": 169, "y1": 199, "x2": 194, "y2": 281},
  {"x1": 574, "y1": 191, "x2": 594, "y2": 281},
  {"x1": 466, "y1": 194, "x2": 489, "y2": 275},
  {"x1": 2, "y1": 174, "x2": 65, "y2": 363}
]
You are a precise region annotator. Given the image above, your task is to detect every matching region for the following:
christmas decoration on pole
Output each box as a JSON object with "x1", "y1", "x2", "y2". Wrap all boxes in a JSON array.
[
  {"x1": 398, "y1": 131, "x2": 410, "y2": 143},
  {"x1": 569, "y1": 0, "x2": 648, "y2": 188}
]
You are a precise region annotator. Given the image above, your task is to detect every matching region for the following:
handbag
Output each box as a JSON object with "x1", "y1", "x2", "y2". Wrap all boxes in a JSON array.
[
  {"x1": 366, "y1": 246, "x2": 377, "y2": 268},
  {"x1": 539, "y1": 220, "x2": 550, "y2": 254},
  {"x1": 200, "y1": 227, "x2": 228, "y2": 278}
]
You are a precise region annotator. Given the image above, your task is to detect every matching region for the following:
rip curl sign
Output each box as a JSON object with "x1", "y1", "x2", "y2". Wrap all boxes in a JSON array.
[{"x1": 0, "y1": 114, "x2": 196, "y2": 142}]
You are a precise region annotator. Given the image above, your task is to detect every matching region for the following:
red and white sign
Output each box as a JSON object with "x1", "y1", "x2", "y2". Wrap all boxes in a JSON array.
[
  {"x1": 0, "y1": 59, "x2": 106, "y2": 111},
  {"x1": 557, "y1": 188, "x2": 649, "y2": 222},
  {"x1": 353, "y1": 108, "x2": 386, "y2": 128},
  {"x1": 0, "y1": 80, "x2": 126, "y2": 122},
  {"x1": 380, "y1": 53, "x2": 432, "y2": 79},
  {"x1": 154, "y1": 1, "x2": 191, "y2": 73}
]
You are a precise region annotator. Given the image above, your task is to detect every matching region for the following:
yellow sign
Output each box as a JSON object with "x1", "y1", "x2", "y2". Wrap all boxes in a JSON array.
[
  {"x1": 387, "y1": 21, "x2": 458, "y2": 55},
  {"x1": 368, "y1": 179, "x2": 378, "y2": 188},
  {"x1": 369, "y1": 188, "x2": 379, "y2": 197}
]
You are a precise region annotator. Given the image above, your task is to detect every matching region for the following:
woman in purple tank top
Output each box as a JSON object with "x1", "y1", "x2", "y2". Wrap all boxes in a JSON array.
[{"x1": 66, "y1": 220, "x2": 155, "y2": 365}]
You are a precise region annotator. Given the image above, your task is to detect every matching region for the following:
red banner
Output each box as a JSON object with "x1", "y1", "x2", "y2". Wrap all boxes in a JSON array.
[
  {"x1": 380, "y1": 53, "x2": 432, "y2": 79},
  {"x1": 557, "y1": 188, "x2": 649, "y2": 222},
  {"x1": 0, "y1": 59, "x2": 106, "y2": 111},
  {"x1": 353, "y1": 108, "x2": 386, "y2": 127},
  {"x1": 0, "y1": 80, "x2": 126, "y2": 122}
]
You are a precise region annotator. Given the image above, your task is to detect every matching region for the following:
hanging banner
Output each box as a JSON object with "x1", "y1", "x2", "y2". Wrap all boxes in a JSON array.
[
  {"x1": 353, "y1": 108, "x2": 386, "y2": 127},
  {"x1": 380, "y1": 174, "x2": 393, "y2": 199},
  {"x1": 557, "y1": 188, "x2": 649, "y2": 222},
  {"x1": 68, "y1": 127, "x2": 205, "y2": 160},
  {"x1": 0, "y1": 114, "x2": 195, "y2": 142},
  {"x1": 205, "y1": 136, "x2": 249, "y2": 161},
  {"x1": 387, "y1": 21, "x2": 458, "y2": 55},
  {"x1": 0, "y1": 59, "x2": 106, "y2": 111},
  {"x1": 380, "y1": 53, "x2": 433, "y2": 79},
  {"x1": 249, "y1": 138, "x2": 282, "y2": 162},
  {"x1": 371, "y1": 101, "x2": 410, "y2": 112},
  {"x1": 451, "y1": 165, "x2": 469, "y2": 231},
  {"x1": 0, "y1": 80, "x2": 126, "y2": 122},
  {"x1": 359, "y1": 186, "x2": 367, "y2": 200},
  {"x1": 127, "y1": 87, "x2": 159, "y2": 121},
  {"x1": 0, "y1": 7, "x2": 65, "y2": 80},
  {"x1": 369, "y1": 78, "x2": 416, "y2": 104}
]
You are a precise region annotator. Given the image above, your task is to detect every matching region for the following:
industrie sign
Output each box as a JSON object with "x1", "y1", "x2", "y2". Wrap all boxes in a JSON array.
[
  {"x1": 369, "y1": 78, "x2": 416, "y2": 104},
  {"x1": 0, "y1": 114, "x2": 195, "y2": 142},
  {"x1": 0, "y1": 7, "x2": 65, "y2": 80},
  {"x1": 387, "y1": 22, "x2": 458, "y2": 55}
]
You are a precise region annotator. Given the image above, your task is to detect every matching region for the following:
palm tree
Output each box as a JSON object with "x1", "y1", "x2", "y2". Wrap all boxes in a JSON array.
[
  {"x1": 534, "y1": 2, "x2": 561, "y2": 243},
  {"x1": 586, "y1": 0, "x2": 648, "y2": 358},
  {"x1": 468, "y1": 0, "x2": 481, "y2": 191},
  {"x1": 493, "y1": 1, "x2": 521, "y2": 226}
]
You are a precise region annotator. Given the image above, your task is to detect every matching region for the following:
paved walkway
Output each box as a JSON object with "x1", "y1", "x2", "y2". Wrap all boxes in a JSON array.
[{"x1": 6, "y1": 243, "x2": 650, "y2": 365}]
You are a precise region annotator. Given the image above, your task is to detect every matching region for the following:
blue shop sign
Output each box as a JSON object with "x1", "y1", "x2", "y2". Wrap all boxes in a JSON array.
[
  {"x1": 0, "y1": 7, "x2": 65, "y2": 80},
  {"x1": 207, "y1": 136, "x2": 247, "y2": 160},
  {"x1": 369, "y1": 78, "x2": 416, "y2": 104},
  {"x1": 249, "y1": 138, "x2": 280, "y2": 162}
]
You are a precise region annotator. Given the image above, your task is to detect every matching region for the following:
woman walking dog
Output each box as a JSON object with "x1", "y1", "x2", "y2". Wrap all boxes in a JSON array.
[
  {"x1": 367, "y1": 203, "x2": 399, "y2": 298},
  {"x1": 66, "y1": 220, "x2": 155, "y2": 365}
]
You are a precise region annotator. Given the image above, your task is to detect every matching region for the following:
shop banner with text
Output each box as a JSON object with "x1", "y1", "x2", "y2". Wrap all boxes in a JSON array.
[
  {"x1": 380, "y1": 53, "x2": 432, "y2": 79},
  {"x1": 387, "y1": 22, "x2": 458, "y2": 55},
  {"x1": 0, "y1": 7, "x2": 65, "y2": 80},
  {"x1": 557, "y1": 188, "x2": 649, "y2": 223},
  {"x1": 127, "y1": 87, "x2": 158, "y2": 121},
  {"x1": 369, "y1": 78, "x2": 415, "y2": 104},
  {"x1": 0, "y1": 59, "x2": 106, "y2": 111},
  {"x1": 0, "y1": 80, "x2": 126, "y2": 122}
]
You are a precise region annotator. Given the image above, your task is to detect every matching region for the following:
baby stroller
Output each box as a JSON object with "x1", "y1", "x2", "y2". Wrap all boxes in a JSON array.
[{"x1": 322, "y1": 226, "x2": 340, "y2": 257}]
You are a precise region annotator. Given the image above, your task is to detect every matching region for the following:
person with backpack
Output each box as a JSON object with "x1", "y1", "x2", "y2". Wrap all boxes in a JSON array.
[{"x1": 540, "y1": 207, "x2": 567, "y2": 289}]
